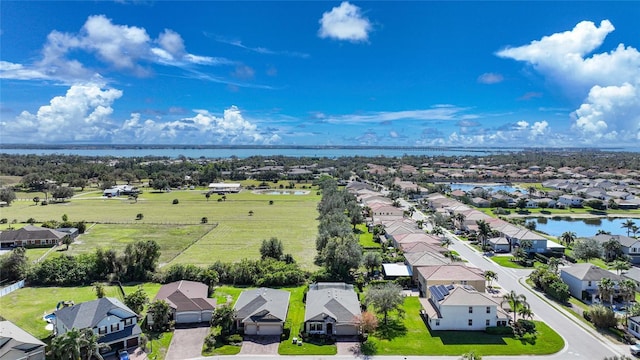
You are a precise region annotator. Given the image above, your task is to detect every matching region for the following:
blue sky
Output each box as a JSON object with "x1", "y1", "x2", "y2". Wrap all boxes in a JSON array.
[{"x1": 1, "y1": 1, "x2": 639, "y2": 147}]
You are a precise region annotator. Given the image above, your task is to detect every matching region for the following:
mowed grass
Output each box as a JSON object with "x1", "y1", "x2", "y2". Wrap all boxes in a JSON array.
[
  {"x1": 67, "y1": 224, "x2": 216, "y2": 266},
  {"x1": 367, "y1": 297, "x2": 563, "y2": 356},
  {"x1": 2, "y1": 188, "x2": 320, "y2": 269},
  {"x1": 0, "y1": 283, "x2": 161, "y2": 340},
  {"x1": 357, "y1": 223, "x2": 381, "y2": 249}
]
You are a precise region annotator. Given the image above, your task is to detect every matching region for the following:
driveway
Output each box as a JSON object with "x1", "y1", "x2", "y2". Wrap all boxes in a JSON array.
[
  {"x1": 239, "y1": 335, "x2": 279, "y2": 355},
  {"x1": 165, "y1": 325, "x2": 209, "y2": 360},
  {"x1": 335, "y1": 336, "x2": 360, "y2": 356}
]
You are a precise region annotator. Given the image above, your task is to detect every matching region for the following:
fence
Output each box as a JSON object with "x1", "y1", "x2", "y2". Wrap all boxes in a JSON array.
[{"x1": 0, "y1": 279, "x2": 25, "y2": 297}]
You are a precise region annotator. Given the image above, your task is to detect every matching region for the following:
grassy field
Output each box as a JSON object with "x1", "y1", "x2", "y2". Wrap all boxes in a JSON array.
[
  {"x1": 357, "y1": 223, "x2": 381, "y2": 249},
  {"x1": 147, "y1": 331, "x2": 173, "y2": 360},
  {"x1": 0, "y1": 283, "x2": 162, "y2": 340},
  {"x1": 367, "y1": 297, "x2": 564, "y2": 356},
  {"x1": 2, "y1": 188, "x2": 321, "y2": 269}
]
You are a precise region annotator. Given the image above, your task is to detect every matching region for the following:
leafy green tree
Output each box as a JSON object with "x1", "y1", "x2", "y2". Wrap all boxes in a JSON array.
[
  {"x1": 602, "y1": 238, "x2": 623, "y2": 262},
  {"x1": 573, "y1": 238, "x2": 603, "y2": 262},
  {"x1": 93, "y1": 282, "x2": 105, "y2": 298},
  {"x1": 586, "y1": 304, "x2": 617, "y2": 328},
  {"x1": 0, "y1": 188, "x2": 16, "y2": 205},
  {"x1": 319, "y1": 236, "x2": 362, "y2": 280},
  {"x1": 148, "y1": 300, "x2": 172, "y2": 332},
  {"x1": 124, "y1": 285, "x2": 148, "y2": 314},
  {"x1": 52, "y1": 186, "x2": 75, "y2": 201},
  {"x1": 363, "y1": 251, "x2": 382, "y2": 276},
  {"x1": 211, "y1": 304, "x2": 236, "y2": 336},
  {"x1": 260, "y1": 237, "x2": 284, "y2": 260},
  {"x1": 364, "y1": 282, "x2": 404, "y2": 324},
  {"x1": 0, "y1": 247, "x2": 29, "y2": 282}
]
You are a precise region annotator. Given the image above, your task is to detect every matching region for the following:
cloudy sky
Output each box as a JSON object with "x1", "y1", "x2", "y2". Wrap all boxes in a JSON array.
[{"x1": 1, "y1": 1, "x2": 639, "y2": 147}]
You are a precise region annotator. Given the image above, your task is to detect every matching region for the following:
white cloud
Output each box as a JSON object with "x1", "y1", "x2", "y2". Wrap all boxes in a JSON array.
[
  {"x1": 497, "y1": 19, "x2": 640, "y2": 146},
  {"x1": 324, "y1": 106, "x2": 473, "y2": 124},
  {"x1": 477, "y1": 72, "x2": 503, "y2": 84},
  {"x1": 1, "y1": 15, "x2": 230, "y2": 83},
  {"x1": 2, "y1": 82, "x2": 123, "y2": 142},
  {"x1": 530, "y1": 120, "x2": 549, "y2": 136},
  {"x1": 318, "y1": 2, "x2": 372, "y2": 42}
]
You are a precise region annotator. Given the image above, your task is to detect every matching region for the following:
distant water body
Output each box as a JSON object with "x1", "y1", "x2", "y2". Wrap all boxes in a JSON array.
[{"x1": 0, "y1": 145, "x2": 637, "y2": 159}]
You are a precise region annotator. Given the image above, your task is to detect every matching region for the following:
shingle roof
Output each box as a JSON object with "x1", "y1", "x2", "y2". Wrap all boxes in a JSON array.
[
  {"x1": 304, "y1": 283, "x2": 361, "y2": 324},
  {"x1": 0, "y1": 225, "x2": 67, "y2": 242},
  {"x1": 561, "y1": 263, "x2": 622, "y2": 282},
  {"x1": 55, "y1": 297, "x2": 136, "y2": 330},
  {"x1": 154, "y1": 280, "x2": 216, "y2": 312},
  {"x1": 234, "y1": 288, "x2": 290, "y2": 323},
  {"x1": 0, "y1": 320, "x2": 45, "y2": 359},
  {"x1": 417, "y1": 265, "x2": 484, "y2": 282},
  {"x1": 590, "y1": 234, "x2": 639, "y2": 248}
]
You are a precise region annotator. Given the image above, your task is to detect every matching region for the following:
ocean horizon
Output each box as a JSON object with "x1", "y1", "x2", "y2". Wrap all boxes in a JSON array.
[{"x1": 1, "y1": 144, "x2": 638, "y2": 159}]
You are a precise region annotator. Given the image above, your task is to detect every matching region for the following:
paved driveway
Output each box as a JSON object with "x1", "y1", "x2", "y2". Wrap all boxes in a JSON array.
[
  {"x1": 165, "y1": 326, "x2": 210, "y2": 360},
  {"x1": 239, "y1": 336, "x2": 280, "y2": 355},
  {"x1": 336, "y1": 336, "x2": 360, "y2": 356}
]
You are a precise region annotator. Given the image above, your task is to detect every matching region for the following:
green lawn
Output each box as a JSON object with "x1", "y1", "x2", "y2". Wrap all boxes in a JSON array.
[
  {"x1": 490, "y1": 256, "x2": 528, "y2": 269},
  {"x1": 279, "y1": 286, "x2": 337, "y2": 355},
  {"x1": 366, "y1": 297, "x2": 564, "y2": 356},
  {"x1": 0, "y1": 283, "x2": 161, "y2": 340},
  {"x1": 356, "y1": 223, "x2": 381, "y2": 249},
  {"x1": 146, "y1": 331, "x2": 173, "y2": 360},
  {"x1": 3, "y1": 188, "x2": 321, "y2": 269}
]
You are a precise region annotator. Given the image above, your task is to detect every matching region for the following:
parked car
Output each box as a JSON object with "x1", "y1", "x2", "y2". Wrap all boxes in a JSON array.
[
  {"x1": 630, "y1": 343, "x2": 640, "y2": 356},
  {"x1": 119, "y1": 350, "x2": 130, "y2": 360}
]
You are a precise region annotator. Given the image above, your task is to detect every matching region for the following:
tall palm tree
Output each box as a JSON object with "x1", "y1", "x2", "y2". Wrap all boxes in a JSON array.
[
  {"x1": 560, "y1": 231, "x2": 577, "y2": 247},
  {"x1": 548, "y1": 257, "x2": 561, "y2": 274},
  {"x1": 597, "y1": 278, "x2": 616, "y2": 306},
  {"x1": 476, "y1": 220, "x2": 492, "y2": 249},
  {"x1": 484, "y1": 270, "x2": 498, "y2": 289},
  {"x1": 454, "y1": 213, "x2": 466, "y2": 230},
  {"x1": 518, "y1": 305, "x2": 534, "y2": 320},
  {"x1": 441, "y1": 237, "x2": 453, "y2": 249},
  {"x1": 50, "y1": 328, "x2": 83, "y2": 360},
  {"x1": 502, "y1": 290, "x2": 528, "y2": 324},
  {"x1": 609, "y1": 259, "x2": 631, "y2": 275},
  {"x1": 622, "y1": 219, "x2": 637, "y2": 237},
  {"x1": 80, "y1": 328, "x2": 108, "y2": 360},
  {"x1": 632, "y1": 225, "x2": 639, "y2": 238},
  {"x1": 620, "y1": 279, "x2": 637, "y2": 322}
]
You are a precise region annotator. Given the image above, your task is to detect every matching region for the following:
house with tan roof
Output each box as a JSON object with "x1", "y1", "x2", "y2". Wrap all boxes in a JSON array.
[
  {"x1": 404, "y1": 252, "x2": 452, "y2": 283},
  {"x1": 234, "y1": 288, "x2": 290, "y2": 336},
  {"x1": 153, "y1": 280, "x2": 217, "y2": 324},
  {"x1": 304, "y1": 283, "x2": 361, "y2": 336},
  {"x1": 421, "y1": 284, "x2": 509, "y2": 331},
  {"x1": 416, "y1": 265, "x2": 485, "y2": 297}
]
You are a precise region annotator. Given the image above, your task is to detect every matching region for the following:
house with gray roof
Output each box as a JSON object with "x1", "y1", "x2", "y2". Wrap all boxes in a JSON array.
[
  {"x1": 153, "y1": 280, "x2": 216, "y2": 324},
  {"x1": 421, "y1": 284, "x2": 509, "y2": 331},
  {"x1": 54, "y1": 297, "x2": 140, "y2": 355},
  {"x1": 589, "y1": 234, "x2": 640, "y2": 264},
  {"x1": 560, "y1": 263, "x2": 622, "y2": 301},
  {"x1": 0, "y1": 320, "x2": 46, "y2": 360},
  {"x1": 234, "y1": 288, "x2": 290, "y2": 336},
  {"x1": 304, "y1": 283, "x2": 361, "y2": 336}
]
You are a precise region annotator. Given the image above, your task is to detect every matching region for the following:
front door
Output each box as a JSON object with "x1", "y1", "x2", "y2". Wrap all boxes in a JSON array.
[{"x1": 326, "y1": 323, "x2": 333, "y2": 335}]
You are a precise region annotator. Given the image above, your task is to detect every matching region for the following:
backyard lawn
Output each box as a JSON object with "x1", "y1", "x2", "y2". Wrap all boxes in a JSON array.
[
  {"x1": 357, "y1": 223, "x2": 381, "y2": 249},
  {"x1": 0, "y1": 283, "x2": 161, "y2": 340},
  {"x1": 366, "y1": 296, "x2": 564, "y2": 356}
]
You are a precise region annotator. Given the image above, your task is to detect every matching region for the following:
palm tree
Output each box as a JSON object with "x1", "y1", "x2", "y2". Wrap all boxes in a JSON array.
[
  {"x1": 518, "y1": 305, "x2": 534, "y2": 320},
  {"x1": 548, "y1": 257, "x2": 561, "y2": 274},
  {"x1": 432, "y1": 226, "x2": 445, "y2": 240},
  {"x1": 597, "y1": 278, "x2": 616, "y2": 306},
  {"x1": 80, "y1": 328, "x2": 108, "y2": 360},
  {"x1": 527, "y1": 186, "x2": 536, "y2": 197},
  {"x1": 560, "y1": 231, "x2": 577, "y2": 247},
  {"x1": 622, "y1": 219, "x2": 637, "y2": 237},
  {"x1": 454, "y1": 213, "x2": 466, "y2": 230},
  {"x1": 502, "y1": 290, "x2": 528, "y2": 324},
  {"x1": 49, "y1": 328, "x2": 83, "y2": 360},
  {"x1": 620, "y1": 279, "x2": 637, "y2": 321},
  {"x1": 609, "y1": 259, "x2": 631, "y2": 275},
  {"x1": 484, "y1": 270, "x2": 498, "y2": 289},
  {"x1": 476, "y1": 220, "x2": 491, "y2": 249},
  {"x1": 519, "y1": 239, "x2": 533, "y2": 256},
  {"x1": 632, "y1": 225, "x2": 639, "y2": 238},
  {"x1": 441, "y1": 237, "x2": 453, "y2": 249}
]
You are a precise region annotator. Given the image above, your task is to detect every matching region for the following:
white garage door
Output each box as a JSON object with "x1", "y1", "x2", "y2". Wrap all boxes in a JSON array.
[
  {"x1": 175, "y1": 311, "x2": 200, "y2": 324},
  {"x1": 257, "y1": 324, "x2": 281, "y2": 336},
  {"x1": 335, "y1": 324, "x2": 358, "y2": 336}
]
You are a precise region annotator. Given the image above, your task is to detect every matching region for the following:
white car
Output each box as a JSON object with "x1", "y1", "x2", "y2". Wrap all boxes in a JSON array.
[{"x1": 630, "y1": 343, "x2": 640, "y2": 356}]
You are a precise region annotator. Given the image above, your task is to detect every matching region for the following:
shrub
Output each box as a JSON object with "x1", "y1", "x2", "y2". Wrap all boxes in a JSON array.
[
  {"x1": 136, "y1": 213, "x2": 144, "y2": 220},
  {"x1": 485, "y1": 326, "x2": 514, "y2": 335},
  {"x1": 534, "y1": 253, "x2": 549, "y2": 264},
  {"x1": 587, "y1": 304, "x2": 617, "y2": 328},
  {"x1": 564, "y1": 254, "x2": 577, "y2": 263},
  {"x1": 201, "y1": 217, "x2": 208, "y2": 224},
  {"x1": 172, "y1": 199, "x2": 179, "y2": 204}
]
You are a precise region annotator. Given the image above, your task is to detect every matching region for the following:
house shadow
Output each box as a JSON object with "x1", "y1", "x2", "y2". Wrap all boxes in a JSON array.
[{"x1": 428, "y1": 328, "x2": 507, "y2": 346}]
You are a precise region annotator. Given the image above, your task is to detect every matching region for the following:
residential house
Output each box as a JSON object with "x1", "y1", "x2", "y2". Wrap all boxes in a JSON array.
[
  {"x1": 404, "y1": 252, "x2": 452, "y2": 283},
  {"x1": 628, "y1": 316, "x2": 640, "y2": 339},
  {"x1": 416, "y1": 265, "x2": 486, "y2": 297},
  {"x1": 421, "y1": 284, "x2": 509, "y2": 331},
  {"x1": 304, "y1": 283, "x2": 361, "y2": 336},
  {"x1": 589, "y1": 234, "x2": 640, "y2": 264},
  {"x1": 557, "y1": 195, "x2": 584, "y2": 208},
  {"x1": 0, "y1": 225, "x2": 69, "y2": 248},
  {"x1": 560, "y1": 263, "x2": 622, "y2": 301},
  {"x1": 0, "y1": 320, "x2": 46, "y2": 360},
  {"x1": 487, "y1": 236, "x2": 511, "y2": 253},
  {"x1": 153, "y1": 280, "x2": 217, "y2": 324},
  {"x1": 54, "y1": 297, "x2": 141, "y2": 355},
  {"x1": 234, "y1": 288, "x2": 290, "y2": 336},
  {"x1": 471, "y1": 197, "x2": 490, "y2": 208}
]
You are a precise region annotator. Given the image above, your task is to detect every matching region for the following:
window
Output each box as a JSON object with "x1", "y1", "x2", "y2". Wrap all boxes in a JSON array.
[
  {"x1": 588, "y1": 281, "x2": 592, "y2": 287},
  {"x1": 468, "y1": 319, "x2": 473, "y2": 326},
  {"x1": 486, "y1": 306, "x2": 491, "y2": 314},
  {"x1": 310, "y1": 323, "x2": 323, "y2": 332},
  {"x1": 98, "y1": 327, "x2": 107, "y2": 335},
  {"x1": 435, "y1": 319, "x2": 440, "y2": 326},
  {"x1": 486, "y1": 319, "x2": 491, "y2": 326},
  {"x1": 468, "y1": 306, "x2": 473, "y2": 313},
  {"x1": 461, "y1": 280, "x2": 468, "y2": 285},
  {"x1": 110, "y1": 323, "x2": 120, "y2": 332},
  {"x1": 124, "y1": 318, "x2": 133, "y2": 326}
]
